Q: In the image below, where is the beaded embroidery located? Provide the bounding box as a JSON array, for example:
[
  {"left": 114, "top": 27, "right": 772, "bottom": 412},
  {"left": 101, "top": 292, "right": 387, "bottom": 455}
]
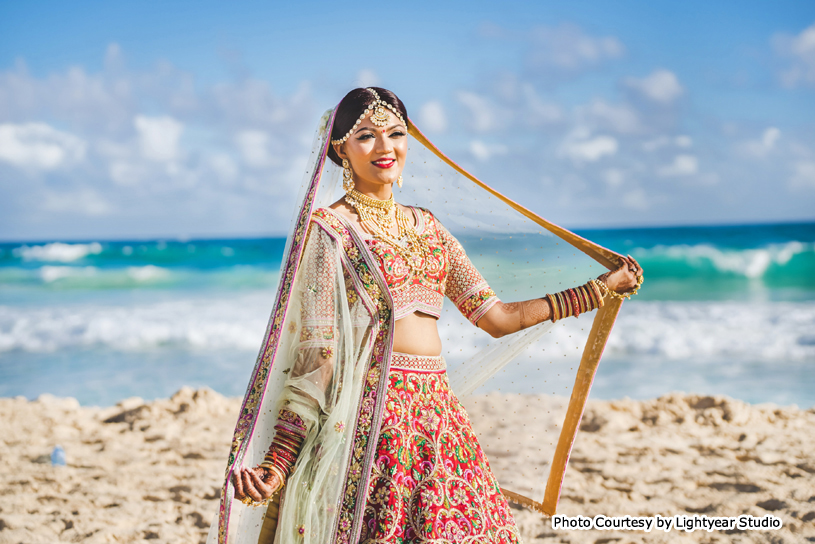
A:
[
  {"left": 335, "top": 206, "right": 499, "bottom": 324},
  {"left": 389, "top": 352, "right": 447, "bottom": 373}
]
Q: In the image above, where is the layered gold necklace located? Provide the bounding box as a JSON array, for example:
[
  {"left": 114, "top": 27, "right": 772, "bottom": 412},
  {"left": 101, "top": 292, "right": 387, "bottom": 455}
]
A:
[{"left": 344, "top": 188, "right": 431, "bottom": 275}]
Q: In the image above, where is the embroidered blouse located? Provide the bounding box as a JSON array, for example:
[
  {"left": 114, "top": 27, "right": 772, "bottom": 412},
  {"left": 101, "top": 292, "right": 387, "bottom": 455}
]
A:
[{"left": 314, "top": 206, "right": 499, "bottom": 325}]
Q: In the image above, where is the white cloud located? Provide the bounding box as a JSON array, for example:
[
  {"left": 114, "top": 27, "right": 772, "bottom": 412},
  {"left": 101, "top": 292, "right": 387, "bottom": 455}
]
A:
[
  {"left": 642, "top": 136, "right": 670, "bottom": 152},
  {"left": 790, "top": 160, "right": 815, "bottom": 188},
  {"left": 108, "top": 160, "right": 145, "bottom": 186},
  {"left": 354, "top": 69, "right": 379, "bottom": 88},
  {"left": 738, "top": 126, "right": 781, "bottom": 158},
  {"left": 763, "top": 127, "right": 781, "bottom": 148},
  {"left": 528, "top": 24, "right": 624, "bottom": 72},
  {"left": 643, "top": 134, "right": 692, "bottom": 151},
  {"left": 208, "top": 153, "right": 239, "bottom": 182},
  {"left": 0, "top": 123, "right": 86, "bottom": 170},
  {"left": 134, "top": 115, "right": 183, "bottom": 162},
  {"left": 235, "top": 130, "right": 275, "bottom": 168},
  {"left": 658, "top": 154, "right": 698, "bottom": 177},
  {"left": 675, "top": 135, "right": 693, "bottom": 147},
  {"left": 625, "top": 69, "right": 684, "bottom": 104},
  {"left": 522, "top": 86, "right": 563, "bottom": 125},
  {"left": 469, "top": 140, "right": 508, "bottom": 161},
  {"left": 622, "top": 188, "right": 648, "bottom": 210},
  {"left": 578, "top": 99, "right": 641, "bottom": 134},
  {"left": 41, "top": 188, "right": 113, "bottom": 216},
  {"left": 417, "top": 101, "right": 448, "bottom": 133},
  {"left": 458, "top": 91, "right": 496, "bottom": 132},
  {"left": 772, "top": 22, "right": 815, "bottom": 88},
  {"left": 558, "top": 129, "right": 618, "bottom": 163},
  {"left": 603, "top": 168, "right": 625, "bottom": 188}
]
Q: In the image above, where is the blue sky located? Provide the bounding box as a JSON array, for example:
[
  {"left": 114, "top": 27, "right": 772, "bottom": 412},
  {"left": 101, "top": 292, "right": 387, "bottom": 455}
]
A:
[{"left": 1, "top": 0, "right": 814, "bottom": 240}]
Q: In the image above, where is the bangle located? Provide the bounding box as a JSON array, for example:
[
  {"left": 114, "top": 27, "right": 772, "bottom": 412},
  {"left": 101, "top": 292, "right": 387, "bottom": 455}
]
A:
[
  {"left": 259, "top": 463, "right": 287, "bottom": 492},
  {"left": 568, "top": 288, "right": 580, "bottom": 318},
  {"left": 546, "top": 293, "right": 559, "bottom": 322},
  {"left": 587, "top": 280, "right": 604, "bottom": 308},
  {"left": 544, "top": 280, "right": 608, "bottom": 322}
]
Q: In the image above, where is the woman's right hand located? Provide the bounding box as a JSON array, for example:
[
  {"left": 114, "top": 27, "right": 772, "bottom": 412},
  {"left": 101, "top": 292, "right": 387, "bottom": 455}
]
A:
[{"left": 232, "top": 466, "right": 280, "bottom": 503}]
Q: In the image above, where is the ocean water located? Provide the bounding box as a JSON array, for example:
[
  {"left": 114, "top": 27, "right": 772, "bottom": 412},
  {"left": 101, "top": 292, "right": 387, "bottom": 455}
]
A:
[{"left": 1, "top": 222, "right": 813, "bottom": 407}]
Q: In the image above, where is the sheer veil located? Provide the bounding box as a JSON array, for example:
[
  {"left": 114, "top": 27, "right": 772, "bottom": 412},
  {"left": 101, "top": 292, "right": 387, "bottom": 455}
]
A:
[{"left": 208, "top": 105, "right": 626, "bottom": 544}]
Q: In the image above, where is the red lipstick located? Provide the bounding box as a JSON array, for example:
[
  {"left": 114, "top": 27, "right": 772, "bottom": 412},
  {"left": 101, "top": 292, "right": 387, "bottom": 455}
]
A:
[{"left": 372, "top": 158, "right": 396, "bottom": 169}]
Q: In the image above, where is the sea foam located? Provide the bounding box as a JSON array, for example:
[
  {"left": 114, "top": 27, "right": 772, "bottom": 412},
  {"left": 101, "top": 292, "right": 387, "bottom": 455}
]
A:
[
  {"left": 13, "top": 242, "right": 103, "bottom": 263},
  {"left": 0, "top": 297, "right": 812, "bottom": 363}
]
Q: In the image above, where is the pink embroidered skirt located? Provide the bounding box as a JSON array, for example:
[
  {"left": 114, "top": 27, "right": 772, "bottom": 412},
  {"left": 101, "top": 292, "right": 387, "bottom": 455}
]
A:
[{"left": 359, "top": 352, "right": 521, "bottom": 543}]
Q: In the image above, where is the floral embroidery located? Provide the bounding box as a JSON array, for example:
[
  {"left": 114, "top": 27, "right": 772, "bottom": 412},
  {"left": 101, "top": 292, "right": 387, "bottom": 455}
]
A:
[
  {"left": 360, "top": 364, "right": 521, "bottom": 544},
  {"left": 312, "top": 208, "right": 393, "bottom": 544},
  {"left": 362, "top": 207, "right": 499, "bottom": 324}
]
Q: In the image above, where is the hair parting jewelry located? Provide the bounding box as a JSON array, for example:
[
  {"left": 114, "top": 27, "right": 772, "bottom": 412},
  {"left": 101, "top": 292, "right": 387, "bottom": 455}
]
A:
[{"left": 331, "top": 88, "right": 407, "bottom": 145}]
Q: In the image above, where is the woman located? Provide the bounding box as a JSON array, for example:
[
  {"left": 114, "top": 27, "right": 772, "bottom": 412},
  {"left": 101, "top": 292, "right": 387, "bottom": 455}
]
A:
[{"left": 211, "top": 88, "right": 643, "bottom": 544}]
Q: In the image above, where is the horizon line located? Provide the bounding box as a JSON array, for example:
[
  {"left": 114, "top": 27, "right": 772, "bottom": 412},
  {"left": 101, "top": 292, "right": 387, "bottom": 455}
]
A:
[{"left": 1, "top": 216, "right": 814, "bottom": 245}]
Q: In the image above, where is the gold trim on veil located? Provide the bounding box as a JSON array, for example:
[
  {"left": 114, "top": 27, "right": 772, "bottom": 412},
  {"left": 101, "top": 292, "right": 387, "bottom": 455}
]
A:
[{"left": 407, "top": 122, "right": 626, "bottom": 515}]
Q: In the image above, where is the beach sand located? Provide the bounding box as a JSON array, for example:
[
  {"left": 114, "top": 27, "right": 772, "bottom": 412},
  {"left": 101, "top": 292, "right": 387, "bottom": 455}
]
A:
[{"left": 1, "top": 387, "right": 812, "bottom": 543}]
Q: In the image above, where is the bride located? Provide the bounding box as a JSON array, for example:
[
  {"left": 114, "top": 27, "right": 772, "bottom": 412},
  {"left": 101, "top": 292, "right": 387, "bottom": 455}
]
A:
[{"left": 210, "top": 87, "right": 643, "bottom": 544}]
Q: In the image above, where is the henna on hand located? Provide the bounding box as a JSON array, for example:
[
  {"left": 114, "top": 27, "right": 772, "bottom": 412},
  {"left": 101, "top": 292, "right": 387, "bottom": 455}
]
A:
[
  {"left": 232, "top": 468, "right": 245, "bottom": 499},
  {"left": 600, "top": 255, "right": 643, "bottom": 294}
]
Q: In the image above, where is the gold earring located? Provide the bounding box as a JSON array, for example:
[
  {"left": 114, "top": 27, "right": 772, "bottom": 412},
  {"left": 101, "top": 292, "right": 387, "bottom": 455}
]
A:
[
  {"left": 396, "top": 174, "right": 403, "bottom": 188},
  {"left": 342, "top": 159, "right": 354, "bottom": 192}
]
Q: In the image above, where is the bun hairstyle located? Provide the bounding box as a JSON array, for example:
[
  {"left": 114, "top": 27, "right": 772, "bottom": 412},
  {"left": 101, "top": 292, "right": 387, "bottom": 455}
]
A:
[{"left": 327, "top": 87, "right": 409, "bottom": 166}]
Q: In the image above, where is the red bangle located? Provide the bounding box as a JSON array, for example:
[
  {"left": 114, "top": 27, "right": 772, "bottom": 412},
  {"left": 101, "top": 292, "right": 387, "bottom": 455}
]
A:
[{"left": 568, "top": 288, "right": 580, "bottom": 318}]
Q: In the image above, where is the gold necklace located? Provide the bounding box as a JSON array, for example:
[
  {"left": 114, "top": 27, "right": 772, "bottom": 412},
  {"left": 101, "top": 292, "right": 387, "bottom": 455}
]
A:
[{"left": 344, "top": 188, "right": 432, "bottom": 275}]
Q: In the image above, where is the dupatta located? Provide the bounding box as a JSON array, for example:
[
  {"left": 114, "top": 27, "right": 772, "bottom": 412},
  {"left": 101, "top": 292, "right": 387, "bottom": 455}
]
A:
[{"left": 208, "top": 106, "right": 626, "bottom": 544}]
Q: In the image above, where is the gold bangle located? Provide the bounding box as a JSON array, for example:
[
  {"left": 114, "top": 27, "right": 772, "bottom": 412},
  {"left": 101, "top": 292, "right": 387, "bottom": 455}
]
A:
[
  {"left": 546, "top": 293, "right": 559, "bottom": 322},
  {"left": 584, "top": 285, "right": 593, "bottom": 311},
  {"left": 577, "top": 285, "right": 588, "bottom": 313},
  {"left": 259, "top": 463, "right": 287, "bottom": 492},
  {"left": 589, "top": 279, "right": 605, "bottom": 307},
  {"left": 558, "top": 291, "right": 571, "bottom": 318},
  {"left": 586, "top": 281, "right": 603, "bottom": 309}
]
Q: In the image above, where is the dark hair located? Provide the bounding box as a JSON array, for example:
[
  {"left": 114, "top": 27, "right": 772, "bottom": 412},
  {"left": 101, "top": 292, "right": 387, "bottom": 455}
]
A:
[{"left": 327, "top": 87, "right": 409, "bottom": 166}]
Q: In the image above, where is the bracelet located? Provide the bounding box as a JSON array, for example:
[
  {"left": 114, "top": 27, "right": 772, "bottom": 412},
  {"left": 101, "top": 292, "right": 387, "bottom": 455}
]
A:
[
  {"left": 237, "top": 465, "right": 284, "bottom": 508},
  {"left": 261, "top": 409, "right": 307, "bottom": 484},
  {"left": 259, "top": 463, "right": 287, "bottom": 492},
  {"left": 594, "top": 274, "right": 643, "bottom": 300},
  {"left": 545, "top": 280, "right": 607, "bottom": 322}
]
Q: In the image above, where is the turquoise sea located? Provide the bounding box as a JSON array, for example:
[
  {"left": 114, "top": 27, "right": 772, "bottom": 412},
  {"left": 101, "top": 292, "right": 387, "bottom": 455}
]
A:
[{"left": 1, "top": 221, "right": 813, "bottom": 407}]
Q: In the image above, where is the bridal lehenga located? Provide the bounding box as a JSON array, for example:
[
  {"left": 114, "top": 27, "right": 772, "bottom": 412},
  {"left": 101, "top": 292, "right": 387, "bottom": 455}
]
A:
[{"left": 208, "top": 98, "right": 628, "bottom": 544}]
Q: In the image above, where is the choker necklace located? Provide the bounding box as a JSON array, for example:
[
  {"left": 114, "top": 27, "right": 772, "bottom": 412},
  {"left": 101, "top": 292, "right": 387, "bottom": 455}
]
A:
[{"left": 344, "top": 188, "right": 431, "bottom": 275}]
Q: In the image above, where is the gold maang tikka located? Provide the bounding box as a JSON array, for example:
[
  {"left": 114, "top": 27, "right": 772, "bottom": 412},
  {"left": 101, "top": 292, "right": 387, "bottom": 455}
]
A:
[{"left": 330, "top": 89, "right": 407, "bottom": 145}]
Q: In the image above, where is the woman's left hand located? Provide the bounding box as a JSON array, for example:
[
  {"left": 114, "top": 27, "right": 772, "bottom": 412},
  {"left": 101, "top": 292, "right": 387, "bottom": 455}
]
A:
[{"left": 598, "top": 255, "right": 643, "bottom": 294}]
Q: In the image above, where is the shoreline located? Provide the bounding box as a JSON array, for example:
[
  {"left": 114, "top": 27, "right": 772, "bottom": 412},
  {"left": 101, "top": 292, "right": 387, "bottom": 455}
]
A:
[{"left": 1, "top": 388, "right": 812, "bottom": 543}]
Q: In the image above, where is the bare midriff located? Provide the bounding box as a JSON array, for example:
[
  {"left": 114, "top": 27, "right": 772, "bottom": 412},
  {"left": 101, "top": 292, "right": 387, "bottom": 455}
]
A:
[{"left": 392, "top": 311, "right": 442, "bottom": 356}]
